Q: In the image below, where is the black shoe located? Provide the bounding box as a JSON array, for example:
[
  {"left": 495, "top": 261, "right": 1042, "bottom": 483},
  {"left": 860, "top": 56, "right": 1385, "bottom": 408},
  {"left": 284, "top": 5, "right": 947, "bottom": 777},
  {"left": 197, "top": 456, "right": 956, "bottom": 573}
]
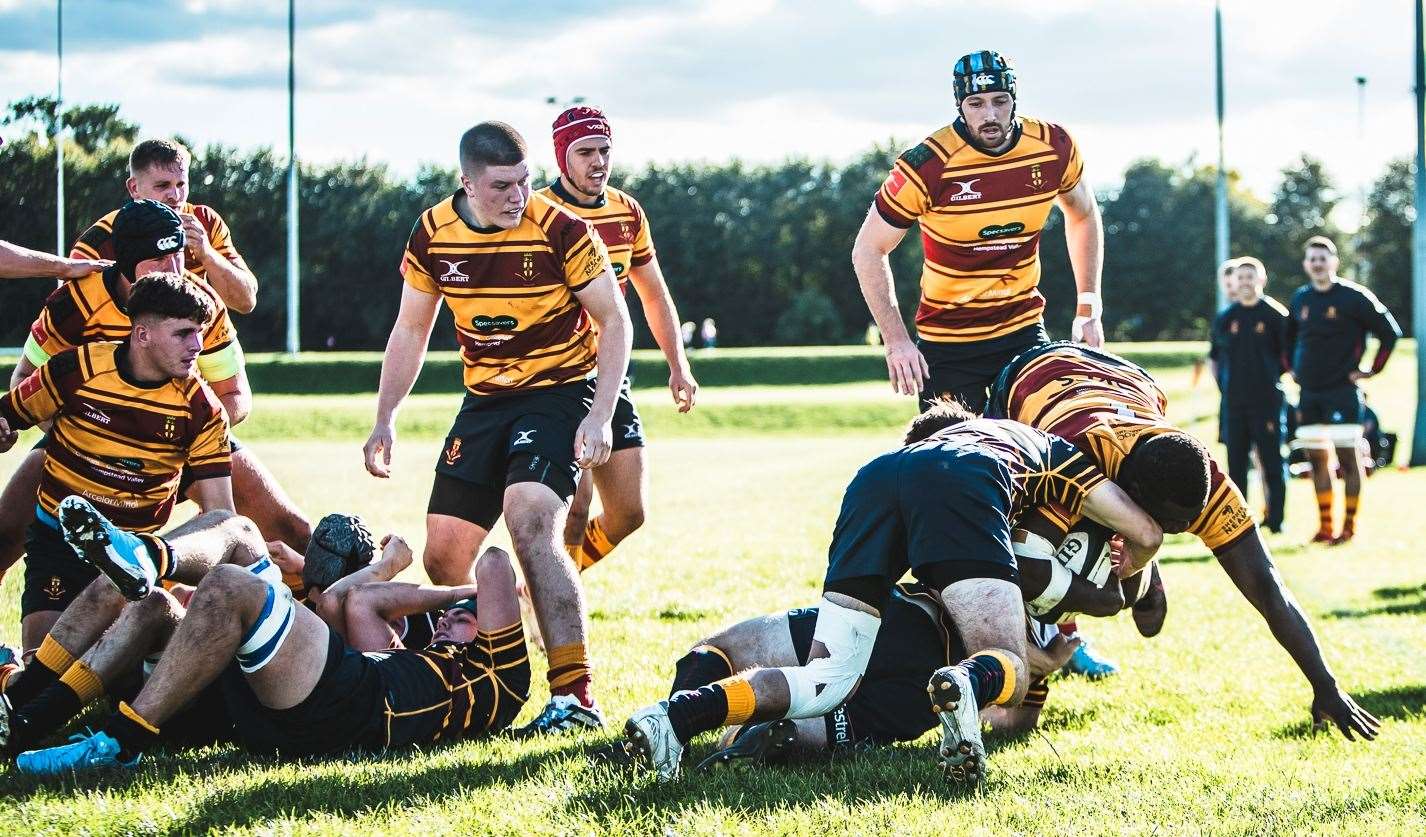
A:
[
  {"left": 1132, "top": 563, "right": 1167, "bottom": 638},
  {"left": 695, "top": 719, "right": 797, "bottom": 771}
]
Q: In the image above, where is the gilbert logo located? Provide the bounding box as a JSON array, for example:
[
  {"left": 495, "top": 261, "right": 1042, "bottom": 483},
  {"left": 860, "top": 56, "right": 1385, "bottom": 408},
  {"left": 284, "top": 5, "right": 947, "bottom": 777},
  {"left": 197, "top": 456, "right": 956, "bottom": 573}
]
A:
[
  {"left": 948, "top": 179, "right": 983, "bottom": 202},
  {"left": 156, "top": 235, "right": 179, "bottom": 250},
  {"left": 513, "top": 430, "right": 536, "bottom": 446},
  {"left": 438, "top": 260, "right": 469, "bottom": 283}
]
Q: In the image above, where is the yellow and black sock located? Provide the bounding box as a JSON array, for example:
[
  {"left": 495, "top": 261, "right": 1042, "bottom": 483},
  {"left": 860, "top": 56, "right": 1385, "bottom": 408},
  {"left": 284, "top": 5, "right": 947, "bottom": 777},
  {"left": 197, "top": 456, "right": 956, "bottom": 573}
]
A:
[
  {"left": 665, "top": 675, "right": 757, "bottom": 744},
  {"left": 547, "top": 642, "right": 593, "bottom": 707},
  {"left": 955, "top": 651, "right": 1017, "bottom": 710},
  {"left": 5, "top": 635, "right": 76, "bottom": 708},
  {"left": 573, "top": 519, "right": 616, "bottom": 572},
  {"left": 103, "top": 701, "right": 161, "bottom": 760},
  {"left": 1343, "top": 494, "right": 1360, "bottom": 533},
  {"left": 6, "top": 660, "right": 105, "bottom": 754},
  {"left": 670, "top": 644, "right": 734, "bottom": 696},
  {"left": 1315, "top": 490, "right": 1334, "bottom": 535}
]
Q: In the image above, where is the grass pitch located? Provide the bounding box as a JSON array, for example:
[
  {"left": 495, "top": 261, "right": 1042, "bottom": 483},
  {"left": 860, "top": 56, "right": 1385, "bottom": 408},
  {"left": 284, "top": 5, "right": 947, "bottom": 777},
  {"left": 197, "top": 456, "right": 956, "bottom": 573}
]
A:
[{"left": 0, "top": 351, "right": 1424, "bottom": 834}]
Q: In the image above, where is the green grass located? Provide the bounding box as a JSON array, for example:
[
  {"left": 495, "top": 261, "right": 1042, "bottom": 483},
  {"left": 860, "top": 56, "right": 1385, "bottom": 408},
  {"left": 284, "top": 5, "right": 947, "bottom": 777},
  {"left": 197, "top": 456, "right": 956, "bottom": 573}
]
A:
[{"left": 0, "top": 351, "right": 1423, "bottom": 834}]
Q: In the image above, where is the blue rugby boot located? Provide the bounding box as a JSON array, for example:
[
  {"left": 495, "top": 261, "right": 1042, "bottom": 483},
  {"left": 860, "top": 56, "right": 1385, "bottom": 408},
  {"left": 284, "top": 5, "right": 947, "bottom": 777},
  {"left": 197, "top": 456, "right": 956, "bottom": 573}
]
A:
[
  {"left": 57, "top": 496, "right": 157, "bottom": 601},
  {"left": 1062, "top": 641, "right": 1119, "bottom": 680},
  {"left": 16, "top": 729, "right": 138, "bottom": 777}
]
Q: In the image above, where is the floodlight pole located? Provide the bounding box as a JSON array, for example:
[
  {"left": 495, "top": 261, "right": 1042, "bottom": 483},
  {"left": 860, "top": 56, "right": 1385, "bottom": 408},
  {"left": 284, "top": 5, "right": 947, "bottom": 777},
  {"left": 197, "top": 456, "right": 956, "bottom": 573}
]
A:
[
  {"left": 1214, "top": 1, "right": 1230, "bottom": 312},
  {"left": 285, "top": 0, "right": 300, "bottom": 355},
  {"left": 1411, "top": 0, "right": 1426, "bottom": 465},
  {"left": 55, "top": 0, "right": 65, "bottom": 256}
]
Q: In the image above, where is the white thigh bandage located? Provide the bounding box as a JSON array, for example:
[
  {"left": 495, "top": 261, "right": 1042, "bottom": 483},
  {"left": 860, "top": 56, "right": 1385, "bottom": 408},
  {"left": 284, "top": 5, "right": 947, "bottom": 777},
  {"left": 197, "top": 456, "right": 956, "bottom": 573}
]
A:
[
  {"left": 1295, "top": 423, "right": 1363, "bottom": 450},
  {"left": 246, "top": 556, "right": 285, "bottom": 587},
  {"left": 782, "top": 600, "right": 880, "bottom": 719},
  {"left": 235, "top": 578, "right": 297, "bottom": 674}
]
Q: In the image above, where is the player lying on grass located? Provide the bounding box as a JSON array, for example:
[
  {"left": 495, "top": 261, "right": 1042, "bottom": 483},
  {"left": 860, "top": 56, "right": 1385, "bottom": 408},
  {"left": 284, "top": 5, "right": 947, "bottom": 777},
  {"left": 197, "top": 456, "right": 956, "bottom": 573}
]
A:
[
  {"left": 987, "top": 341, "right": 1381, "bottom": 741},
  {"left": 622, "top": 402, "right": 1167, "bottom": 785},
  {"left": 0, "top": 200, "right": 311, "bottom": 623},
  {"left": 13, "top": 503, "right": 526, "bottom": 776}
]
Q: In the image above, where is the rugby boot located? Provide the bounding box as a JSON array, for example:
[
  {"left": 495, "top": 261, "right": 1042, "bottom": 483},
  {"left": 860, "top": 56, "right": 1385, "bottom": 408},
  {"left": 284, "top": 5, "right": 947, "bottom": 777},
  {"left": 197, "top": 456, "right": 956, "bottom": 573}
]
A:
[
  {"left": 622, "top": 702, "right": 684, "bottom": 781},
  {"left": 927, "top": 666, "right": 987, "bottom": 788},
  {"left": 16, "top": 728, "right": 138, "bottom": 777},
  {"left": 1331, "top": 525, "right": 1356, "bottom": 546},
  {"left": 510, "top": 694, "right": 605, "bottom": 737},
  {"left": 57, "top": 496, "right": 155, "bottom": 600},
  {"left": 1132, "top": 563, "right": 1168, "bottom": 638},
  {"left": 696, "top": 719, "right": 798, "bottom": 771},
  {"left": 1062, "top": 641, "right": 1118, "bottom": 679}
]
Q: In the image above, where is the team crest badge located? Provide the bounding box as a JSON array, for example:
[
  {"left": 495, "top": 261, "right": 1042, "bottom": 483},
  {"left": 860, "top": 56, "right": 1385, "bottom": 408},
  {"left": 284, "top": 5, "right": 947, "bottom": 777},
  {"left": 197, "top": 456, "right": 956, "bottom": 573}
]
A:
[
  {"left": 44, "top": 576, "right": 63, "bottom": 600},
  {"left": 444, "top": 437, "right": 463, "bottom": 465},
  {"left": 1230, "top": 321, "right": 1240, "bottom": 334},
  {"left": 516, "top": 253, "right": 539, "bottom": 284},
  {"left": 1326, "top": 306, "right": 1338, "bottom": 319},
  {"left": 1029, "top": 163, "right": 1044, "bottom": 190},
  {"left": 1255, "top": 321, "right": 1265, "bottom": 334},
  {"left": 1300, "top": 306, "right": 1309, "bottom": 320},
  {"left": 618, "top": 220, "right": 634, "bottom": 243},
  {"left": 162, "top": 416, "right": 177, "bottom": 440}
]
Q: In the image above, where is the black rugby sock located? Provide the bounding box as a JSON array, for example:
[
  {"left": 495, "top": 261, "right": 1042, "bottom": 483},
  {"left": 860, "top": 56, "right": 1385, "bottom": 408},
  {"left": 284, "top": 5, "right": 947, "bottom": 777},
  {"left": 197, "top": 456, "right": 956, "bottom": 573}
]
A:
[
  {"left": 6, "top": 684, "right": 85, "bottom": 754},
  {"left": 103, "top": 701, "right": 161, "bottom": 760},
  {"left": 956, "top": 652, "right": 1011, "bottom": 710},
  {"left": 670, "top": 645, "right": 734, "bottom": 696},
  {"left": 664, "top": 685, "right": 732, "bottom": 744}
]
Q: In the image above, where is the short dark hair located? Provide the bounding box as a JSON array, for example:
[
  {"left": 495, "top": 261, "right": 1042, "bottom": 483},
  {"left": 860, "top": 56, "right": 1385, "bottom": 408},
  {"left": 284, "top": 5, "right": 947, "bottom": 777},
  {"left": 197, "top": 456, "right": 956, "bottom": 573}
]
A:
[
  {"left": 128, "top": 272, "right": 214, "bottom": 327},
  {"left": 129, "top": 139, "right": 191, "bottom": 175},
  {"left": 458, "top": 122, "right": 527, "bottom": 174},
  {"left": 903, "top": 398, "right": 977, "bottom": 444},
  {"left": 1304, "top": 235, "right": 1338, "bottom": 255},
  {"left": 1118, "top": 432, "right": 1211, "bottom": 519}
]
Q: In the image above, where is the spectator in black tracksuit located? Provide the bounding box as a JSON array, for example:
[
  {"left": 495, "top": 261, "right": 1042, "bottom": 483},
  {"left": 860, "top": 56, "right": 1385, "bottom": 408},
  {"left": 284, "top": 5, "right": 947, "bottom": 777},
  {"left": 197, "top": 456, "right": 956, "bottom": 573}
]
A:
[
  {"left": 1285, "top": 236, "right": 1401, "bottom": 545},
  {"left": 1210, "top": 257, "right": 1289, "bottom": 533}
]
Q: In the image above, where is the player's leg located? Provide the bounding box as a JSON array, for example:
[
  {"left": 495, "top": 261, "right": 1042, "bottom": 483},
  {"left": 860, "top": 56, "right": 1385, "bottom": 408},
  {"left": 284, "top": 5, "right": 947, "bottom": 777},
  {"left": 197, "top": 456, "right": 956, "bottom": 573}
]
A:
[
  {"left": 670, "top": 611, "right": 805, "bottom": 695},
  {"left": 572, "top": 447, "right": 648, "bottom": 571},
  {"left": 2, "top": 587, "right": 183, "bottom": 755},
  {"left": 1223, "top": 405, "right": 1252, "bottom": 502},
  {"left": 0, "top": 448, "right": 44, "bottom": 580},
  {"left": 19, "top": 511, "right": 100, "bottom": 657},
  {"left": 1335, "top": 442, "right": 1365, "bottom": 543},
  {"left": 226, "top": 445, "right": 313, "bottom": 554},
  {"left": 4, "top": 575, "right": 129, "bottom": 709},
  {"left": 563, "top": 468, "right": 596, "bottom": 558},
  {"left": 1296, "top": 394, "right": 1337, "bottom": 542},
  {"left": 423, "top": 471, "right": 498, "bottom": 584},
  {"left": 1255, "top": 407, "right": 1287, "bottom": 533}
]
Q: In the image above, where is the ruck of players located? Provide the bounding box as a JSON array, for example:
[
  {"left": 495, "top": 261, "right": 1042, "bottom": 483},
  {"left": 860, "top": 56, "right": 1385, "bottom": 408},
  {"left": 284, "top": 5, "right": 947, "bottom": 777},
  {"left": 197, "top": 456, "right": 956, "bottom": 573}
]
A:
[{"left": 0, "top": 49, "right": 1393, "bottom": 790}]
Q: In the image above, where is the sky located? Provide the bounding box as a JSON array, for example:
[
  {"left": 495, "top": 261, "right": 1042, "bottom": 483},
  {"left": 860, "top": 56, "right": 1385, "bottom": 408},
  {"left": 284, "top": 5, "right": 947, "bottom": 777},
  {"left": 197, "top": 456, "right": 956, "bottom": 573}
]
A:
[{"left": 0, "top": 0, "right": 1419, "bottom": 220}]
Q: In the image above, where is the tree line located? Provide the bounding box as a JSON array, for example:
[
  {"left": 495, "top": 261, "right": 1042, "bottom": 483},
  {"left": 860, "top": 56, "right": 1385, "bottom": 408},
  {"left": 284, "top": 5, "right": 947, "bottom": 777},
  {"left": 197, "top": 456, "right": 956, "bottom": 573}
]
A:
[{"left": 0, "top": 99, "right": 1416, "bottom": 351}]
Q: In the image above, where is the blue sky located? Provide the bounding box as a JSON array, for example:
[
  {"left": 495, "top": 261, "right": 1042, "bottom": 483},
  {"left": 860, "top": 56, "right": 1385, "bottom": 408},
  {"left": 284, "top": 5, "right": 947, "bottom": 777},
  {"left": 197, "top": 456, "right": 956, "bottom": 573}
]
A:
[{"left": 0, "top": 0, "right": 1418, "bottom": 220}]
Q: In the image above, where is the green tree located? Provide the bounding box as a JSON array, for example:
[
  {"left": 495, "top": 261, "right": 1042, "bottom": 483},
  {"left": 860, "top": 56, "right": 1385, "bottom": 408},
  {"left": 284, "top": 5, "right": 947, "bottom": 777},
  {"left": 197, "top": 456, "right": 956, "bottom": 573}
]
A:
[{"left": 1357, "top": 158, "right": 1413, "bottom": 335}]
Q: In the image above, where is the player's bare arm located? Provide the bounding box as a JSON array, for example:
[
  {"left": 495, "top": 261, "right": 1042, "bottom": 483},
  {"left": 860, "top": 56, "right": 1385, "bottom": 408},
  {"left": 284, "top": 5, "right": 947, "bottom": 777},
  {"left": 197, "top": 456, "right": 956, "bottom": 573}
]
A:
[
  {"left": 1215, "top": 532, "right": 1380, "bottom": 741},
  {"left": 207, "top": 369, "right": 252, "bottom": 426},
  {"left": 1078, "top": 480, "right": 1162, "bottom": 575},
  {"left": 628, "top": 257, "right": 698, "bottom": 412},
  {"left": 364, "top": 283, "right": 442, "bottom": 477},
  {"left": 180, "top": 212, "right": 257, "bottom": 314},
  {"left": 571, "top": 269, "right": 633, "bottom": 469},
  {"left": 186, "top": 476, "right": 237, "bottom": 515},
  {"left": 1055, "top": 177, "right": 1105, "bottom": 347},
  {"left": 344, "top": 579, "right": 479, "bottom": 651},
  {"left": 851, "top": 206, "right": 925, "bottom": 396},
  {"left": 0, "top": 240, "right": 111, "bottom": 279},
  {"left": 0, "top": 415, "right": 15, "bottom": 453}
]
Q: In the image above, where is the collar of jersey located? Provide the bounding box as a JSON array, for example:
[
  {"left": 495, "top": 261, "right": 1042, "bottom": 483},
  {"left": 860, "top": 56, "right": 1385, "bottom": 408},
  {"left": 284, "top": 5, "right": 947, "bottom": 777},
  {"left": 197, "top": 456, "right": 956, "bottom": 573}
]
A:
[
  {"left": 953, "top": 117, "right": 1024, "bottom": 158},
  {"left": 448, "top": 190, "right": 509, "bottom": 234},
  {"left": 549, "top": 176, "right": 607, "bottom": 209}
]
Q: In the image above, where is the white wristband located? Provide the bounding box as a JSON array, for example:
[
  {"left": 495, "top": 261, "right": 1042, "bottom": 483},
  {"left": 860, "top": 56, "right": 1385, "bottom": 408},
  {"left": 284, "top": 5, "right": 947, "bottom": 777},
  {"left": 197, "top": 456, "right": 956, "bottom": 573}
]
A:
[{"left": 1076, "top": 292, "right": 1101, "bottom": 317}]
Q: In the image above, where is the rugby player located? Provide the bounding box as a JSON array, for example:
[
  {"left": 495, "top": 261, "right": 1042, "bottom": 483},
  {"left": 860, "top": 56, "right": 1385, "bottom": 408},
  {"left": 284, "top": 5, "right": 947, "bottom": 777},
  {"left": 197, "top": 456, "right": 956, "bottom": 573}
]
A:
[
  {"left": 1285, "top": 236, "right": 1401, "bottom": 544},
  {"left": 537, "top": 106, "right": 698, "bottom": 572},
  {"left": 70, "top": 139, "right": 258, "bottom": 314},
  {"left": 15, "top": 518, "right": 527, "bottom": 775},
  {"left": 362, "top": 121, "right": 631, "bottom": 734},
  {"left": 987, "top": 340, "right": 1382, "bottom": 739},
  {"left": 0, "top": 270, "right": 235, "bottom": 655},
  {"left": 1210, "top": 257, "right": 1289, "bottom": 533},
  {"left": 0, "top": 239, "right": 110, "bottom": 279},
  {"left": 852, "top": 50, "right": 1105, "bottom": 414},
  {"left": 0, "top": 200, "right": 311, "bottom": 609},
  {"left": 622, "top": 403, "right": 1164, "bottom": 784}
]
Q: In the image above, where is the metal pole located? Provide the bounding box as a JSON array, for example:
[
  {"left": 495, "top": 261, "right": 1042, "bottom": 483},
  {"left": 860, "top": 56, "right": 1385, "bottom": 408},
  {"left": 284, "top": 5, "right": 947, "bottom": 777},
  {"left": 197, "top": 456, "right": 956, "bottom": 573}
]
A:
[
  {"left": 285, "top": 0, "right": 300, "bottom": 355},
  {"left": 1214, "top": 1, "right": 1230, "bottom": 311},
  {"left": 1411, "top": 0, "right": 1426, "bottom": 465},
  {"left": 54, "top": 0, "right": 64, "bottom": 256},
  {"left": 1355, "top": 76, "right": 1369, "bottom": 281}
]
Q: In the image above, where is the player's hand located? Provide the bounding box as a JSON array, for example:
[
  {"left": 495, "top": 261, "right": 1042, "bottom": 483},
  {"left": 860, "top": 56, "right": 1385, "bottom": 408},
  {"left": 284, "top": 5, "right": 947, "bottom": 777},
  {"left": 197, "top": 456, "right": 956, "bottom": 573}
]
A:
[
  {"left": 54, "top": 256, "right": 113, "bottom": 279},
  {"left": 378, "top": 533, "right": 414, "bottom": 575},
  {"left": 180, "top": 212, "right": 214, "bottom": 266},
  {"left": 0, "top": 417, "right": 17, "bottom": 453},
  {"left": 669, "top": 364, "right": 699, "bottom": 413},
  {"left": 363, "top": 422, "right": 395, "bottom": 478},
  {"left": 574, "top": 413, "right": 613, "bottom": 469},
  {"left": 266, "top": 539, "right": 305, "bottom": 577},
  {"left": 1072, "top": 316, "right": 1105, "bottom": 347},
  {"left": 1347, "top": 369, "right": 1371, "bottom": 383},
  {"left": 1027, "top": 634, "right": 1082, "bottom": 680},
  {"left": 884, "top": 338, "right": 929, "bottom": 397},
  {"left": 1311, "top": 685, "right": 1380, "bottom": 741}
]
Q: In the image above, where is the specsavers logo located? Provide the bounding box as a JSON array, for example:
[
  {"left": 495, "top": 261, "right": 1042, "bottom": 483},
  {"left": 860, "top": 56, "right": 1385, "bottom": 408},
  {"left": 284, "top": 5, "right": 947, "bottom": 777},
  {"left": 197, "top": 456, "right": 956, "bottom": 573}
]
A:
[{"left": 472, "top": 315, "right": 518, "bottom": 333}]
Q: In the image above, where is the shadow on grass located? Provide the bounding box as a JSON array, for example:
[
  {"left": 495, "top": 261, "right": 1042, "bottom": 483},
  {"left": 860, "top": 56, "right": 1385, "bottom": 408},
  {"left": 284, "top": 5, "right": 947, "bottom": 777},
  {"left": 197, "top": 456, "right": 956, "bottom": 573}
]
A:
[
  {"left": 1273, "top": 684, "right": 1426, "bottom": 738},
  {"left": 1159, "top": 553, "right": 1212, "bottom": 565},
  {"left": 1325, "top": 583, "right": 1426, "bottom": 619}
]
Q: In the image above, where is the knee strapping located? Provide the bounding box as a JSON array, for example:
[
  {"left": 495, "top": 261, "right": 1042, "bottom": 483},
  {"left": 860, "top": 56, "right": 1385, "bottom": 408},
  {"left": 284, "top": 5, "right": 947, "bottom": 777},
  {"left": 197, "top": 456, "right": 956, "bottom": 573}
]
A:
[
  {"left": 235, "top": 578, "right": 296, "bottom": 674},
  {"left": 781, "top": 600, "right": 880, "bottom": 719}
]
